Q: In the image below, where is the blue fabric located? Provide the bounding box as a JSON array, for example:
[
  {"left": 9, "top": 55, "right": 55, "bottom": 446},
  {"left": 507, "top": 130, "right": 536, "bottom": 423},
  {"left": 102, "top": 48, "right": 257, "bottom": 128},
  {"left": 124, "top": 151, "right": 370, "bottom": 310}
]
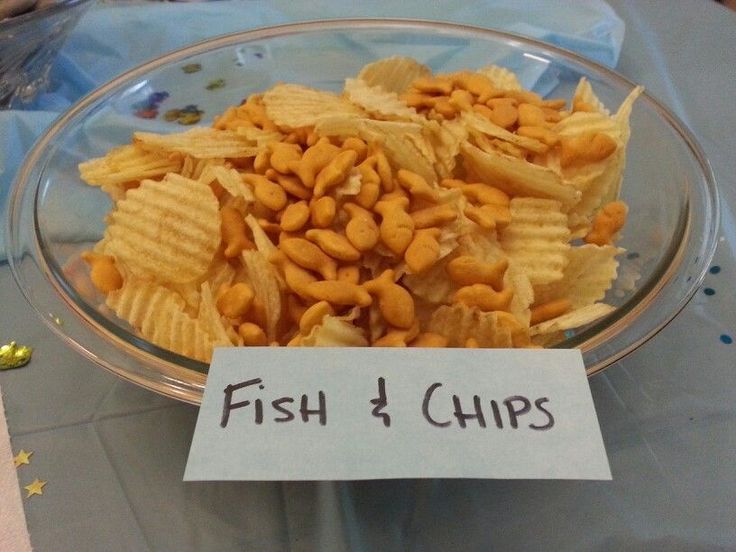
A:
[{"left": 0, "top": 0, "right": 624, "bottom": 259}]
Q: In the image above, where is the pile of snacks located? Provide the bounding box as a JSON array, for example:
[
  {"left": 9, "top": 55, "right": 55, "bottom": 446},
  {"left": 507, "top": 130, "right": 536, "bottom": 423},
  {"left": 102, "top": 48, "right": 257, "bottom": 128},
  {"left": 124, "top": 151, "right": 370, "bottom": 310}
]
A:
[{"left": 77, "top": 56, "right": 642, "bottom": 362}]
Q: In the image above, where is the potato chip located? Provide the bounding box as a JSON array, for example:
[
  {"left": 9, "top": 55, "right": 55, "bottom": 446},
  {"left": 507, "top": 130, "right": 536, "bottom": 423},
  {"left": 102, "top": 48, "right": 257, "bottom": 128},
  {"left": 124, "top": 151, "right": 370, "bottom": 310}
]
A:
[
  {"left": 361, "top": 119, "right": 437, "bottom": 183},
  {"left": 534, "top": 244, "right": 623, "bottom": 308},
  {"left": 344, "top": 78, "right": 423, "bottom": 122},
  {"left": 79, "top": 144, "right": 183, "bottom": 192},
  {"left": 614, "top": 86, "right": 644, "bottom": 144},
  {"left": 424, "top": 119, "right": 468, "bottom": 177},
  {"left": 356, "top": 56, "right": 431, "bottom": 94},
  {"left": 263, "top": 83, "right": 364, "bottom": 130},
  {"left": 106, "top": 173, "right": 220, "bottom": 284},
  {"left": 134, "top": 128, "right": 261, "bottom": 159},
  {"left": 300, "top": 309, "right": 368, "bottom": 346},
  {"left": 504, "top": 260, "right": 535, "bottom": 326},
  {"left": 235, "top": 126, "right": 284, "bottom": 147},
  {"left": 402, "top": 252, "right": 459, "bottom": 304},
  {"left": 242, "top": 250, "right": 282, "bottom": 341},
  {"left": 105, "top": 277, "right": 215, "bottom": 362},
  {"left": 198, "top": 282, "right": 236, "bottom": 346},
  {"left": 572, "top": 77, "right": 610, "bottom": 115},
  {"left": 201, "top": 165, "right": 254, "bottom": 202},
  {"left": 461, "top": 143, "right": 580, "bottom": 207},
  {"left": 553, "top": 111, "right": 621, "bottom": 139},
  {"left": 244, "top": 214, "right": 278, "bottom": 259},
  {"left": 529, "top": 302, "right": 615, "bottom": 336},
  {"left": 462, "top": 111, "right": 548, "bottom": 154},
  {"left": 476, "top": 65, "right": 522, "bottom": 90},
  {"left": 499, "top": 197, "right": 571, "bottom": 286},
  {"left": 428, "top": 304, "right": 512, "bottom": 348}
]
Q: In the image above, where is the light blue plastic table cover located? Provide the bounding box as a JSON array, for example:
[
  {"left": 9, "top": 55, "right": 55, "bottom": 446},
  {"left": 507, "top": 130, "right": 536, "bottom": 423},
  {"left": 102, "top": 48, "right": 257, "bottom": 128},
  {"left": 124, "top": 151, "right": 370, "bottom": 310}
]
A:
[{"left": 1, "top": 0, "right": 735, "bottom": 550}]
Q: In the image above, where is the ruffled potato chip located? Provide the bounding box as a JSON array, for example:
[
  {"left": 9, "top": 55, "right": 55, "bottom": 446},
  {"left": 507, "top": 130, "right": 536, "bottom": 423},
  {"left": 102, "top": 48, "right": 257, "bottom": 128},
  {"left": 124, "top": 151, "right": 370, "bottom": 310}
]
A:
[
  {"left": 477, "top": 65, "right": 523, "bottom": 90},
  {"left": 263, "top": 83, "right": 364, "bottom": 130},
  {"left": 300, "top": 310, "right": 368, "bottom": 347},
  {"left": 242, "top": 250, "right": 282, "bottom": 341},
  {"left": 356, "top": 56, "right": 431, "bottom": 94},
  {"left": 529, "top": 302, "right": 615, "bottom": 336},
  {"left": 461, "top": 143, "right": 580, "bottom": 207},
  {"left": 134, "top": 128, "right": 261, "bottom": 159},
  {"left": 344, "top": 78, "right": 423, "bottom": 122},
  {"left": 106, "top": 173, "right": 220, "bottom": 284},
  {"left": 106, "top": 278, "right": 215, "bottom": 362},
  {"left": 428, "top": 304, "right": 512, "bottom": 348},
  {"left": 534, "top": 244, "right": 623, "bottom": 308},
  {"left": 499, "top": 198, "right": 571, "bottom": 286},
  {"left": 79, "top": 144, "right": 184, "bottom": 200}
]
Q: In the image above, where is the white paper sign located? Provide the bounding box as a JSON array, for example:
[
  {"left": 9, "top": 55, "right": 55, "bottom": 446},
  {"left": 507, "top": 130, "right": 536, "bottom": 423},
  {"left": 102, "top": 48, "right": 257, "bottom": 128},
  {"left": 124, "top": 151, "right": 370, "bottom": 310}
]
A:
[{"left": 184, "top": 348, "right": 610, "bottom": 481}]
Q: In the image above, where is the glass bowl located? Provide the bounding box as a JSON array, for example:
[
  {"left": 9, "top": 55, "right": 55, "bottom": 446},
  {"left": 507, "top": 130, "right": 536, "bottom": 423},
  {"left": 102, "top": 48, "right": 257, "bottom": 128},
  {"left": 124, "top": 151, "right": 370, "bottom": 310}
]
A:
[
  {"left": 0, "top": 0, "right": 94, "bottom": 108},
  {"left": 5, "top": 20, "right": 719, "bottom": 404}
]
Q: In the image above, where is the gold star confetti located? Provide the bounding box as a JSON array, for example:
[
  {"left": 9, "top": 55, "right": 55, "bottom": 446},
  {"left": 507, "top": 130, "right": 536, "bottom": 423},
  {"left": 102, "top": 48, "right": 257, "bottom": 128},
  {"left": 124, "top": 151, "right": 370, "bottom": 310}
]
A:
[
  {"left": 14, "top": 450, "right": 33, "bottom": 468},
  {"left": 0, "top": 341, "right": 33, "bottom": 370},
  {"left": 24, "top": 478, "right": 47, "bottom": 498}
]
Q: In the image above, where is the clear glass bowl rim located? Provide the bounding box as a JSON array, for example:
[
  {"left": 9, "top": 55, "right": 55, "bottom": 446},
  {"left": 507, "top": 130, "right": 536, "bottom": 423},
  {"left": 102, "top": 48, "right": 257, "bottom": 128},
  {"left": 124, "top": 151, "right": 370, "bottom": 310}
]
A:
[{"left": 6, "top": 18, "right": 721, "bottom": 404}]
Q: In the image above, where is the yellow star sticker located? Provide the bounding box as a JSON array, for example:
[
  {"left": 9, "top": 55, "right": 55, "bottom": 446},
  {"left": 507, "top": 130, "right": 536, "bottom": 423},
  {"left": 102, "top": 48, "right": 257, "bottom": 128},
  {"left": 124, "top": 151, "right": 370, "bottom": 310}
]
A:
[
  {"left": 13, "top": 449, "right": 33, "bottom": 468},
  {"left": 24, "top": 478, "right": 47, "bottom": 498}
]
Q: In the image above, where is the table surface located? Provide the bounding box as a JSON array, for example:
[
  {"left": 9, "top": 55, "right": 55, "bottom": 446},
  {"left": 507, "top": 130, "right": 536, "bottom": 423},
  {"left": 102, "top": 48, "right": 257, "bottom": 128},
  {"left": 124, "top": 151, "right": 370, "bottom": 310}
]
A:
[{"left": 2, "top": 1, "right": 736, "bottom": 550}]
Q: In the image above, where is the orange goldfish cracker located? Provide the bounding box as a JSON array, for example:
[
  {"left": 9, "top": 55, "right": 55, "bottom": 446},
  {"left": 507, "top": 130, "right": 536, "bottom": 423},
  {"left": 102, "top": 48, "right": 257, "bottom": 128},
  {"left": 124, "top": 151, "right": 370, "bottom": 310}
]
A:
[
  {"left": 280, "top": 201, "right": 310, "bottom": 232},
  {"left": 220, "top": 205, "right": 254, "bottom": 258},
  {"left": 81, "top": 252, "right": 123, "bottom": 293},
  {"left": 344, "top": 203, "right": 380, "bottom": 252},
  {"left": 410, "top": 203, "right": 458, "bottom": 229},
  {"left": 305, "top": 229, "right": 361, "bottom": 262},
  {"left": 404, "top": 228, "right": 442, "bottom": 274},
  {"left": 373, "top": 320, "right": 421, "bottom": 347},
  {"left": 464, "top": 204, "right": 511, "bottom": 229},
  {"left": 279, "top": 237, "right": 338, "bottom": 280},
  {"left": 451, "top": 71, "right": 497, "bottom": 98},
  {"left": 460, "top": 183, "right": 510, "bottom": 206},
  {"left": 454, "top": 284, "right": 514, "bottom": 312},
  {"left": 412, "top": 76, "right": 454, "bottom": 95},
  {"left": 517, "top": 103, "right": 548, "bottom": 127},
  {"left": 253, "top": 150, "right": 270, "bottom": 174},
  {"left": 271, "top": 251, "right": 318, "bottom": 299},
  {"left": 397, "top": 169, "right": 439, "bottom": 203},
  {"left": 304, "top": 280, "right": 372, "bottom": 307},
  {"left": 373, "top": 150, "right": 393, "bottom": 192},
  {"left": 337, "top": 265, "right": 361, "bottom": 285},
  {"left": 289, "top": 138, "right": 341, "bottom": 188},
  {"left": 268, "top": 142, "right": 302, "bottom": 174},
  {"left": 446, "top": 256, "right": 508, "bottom": 290},
  {"left": 238, "top": 322, "right": 268, "bottom": 346},
  {"left": 560, "top": 132, "right": 618, "bottom": 168},
  {"left": 243, "top": 174, "right": 288, "bottom": 211},
  {"left": 530, "top": 299, "right": 573, "bottom": 326},
  {"left": 584, "top": 201, "right": 628, "bottom": 246},
  {"left": 216, "top": 283, "right": 255, "bottom": 318},
  {"left": 363, "top": 269, "right": 415, "bottom": 329},
  {"left": 374, "top": 196, "right": 415, "bottom": 256},
  {"left": 299, "top": 300, "right": 336, "bottom": 334},
  {"left": 314, "top": 149, "right": 357, "bottom": 198},
  {"left": 341, "top": 137, "right": 368, "bottom": 163},
  {"left": 516, "top": 126, "right": 559, "bottom": 147},
  {"left": 310, "top": 196, "right": 336, "bottom": 228},
  {"left": 272, "top": 172, "right": 311, "bottom": 200}
]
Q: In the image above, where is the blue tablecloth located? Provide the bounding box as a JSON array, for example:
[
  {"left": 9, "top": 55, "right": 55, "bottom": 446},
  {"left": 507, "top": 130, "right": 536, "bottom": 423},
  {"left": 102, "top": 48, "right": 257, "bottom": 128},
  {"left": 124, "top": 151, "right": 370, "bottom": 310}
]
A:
[{"left": 1, "top": 1, "right": 735, "bottom": 550}]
